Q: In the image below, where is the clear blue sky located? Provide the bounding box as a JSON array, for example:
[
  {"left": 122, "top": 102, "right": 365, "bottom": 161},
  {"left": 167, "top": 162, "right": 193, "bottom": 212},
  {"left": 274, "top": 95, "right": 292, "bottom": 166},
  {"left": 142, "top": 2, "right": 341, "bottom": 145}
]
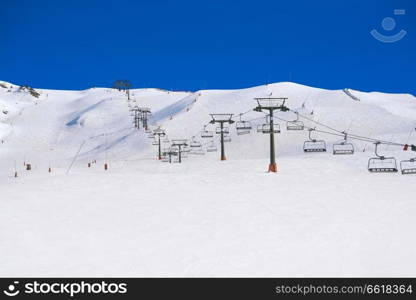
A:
[{"left": 1, "top": 0, "right": 415, "bottom": 94}]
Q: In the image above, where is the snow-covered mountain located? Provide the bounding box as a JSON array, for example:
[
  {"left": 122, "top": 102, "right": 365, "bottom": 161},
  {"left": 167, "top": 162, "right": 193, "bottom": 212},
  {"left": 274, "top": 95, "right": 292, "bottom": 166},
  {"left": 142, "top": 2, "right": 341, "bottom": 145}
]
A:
[
  {"left": 1, "top": 80, "right": 415, "bottom": 277},
  {"left": 1, "top": 80, "right": 415, "bottom": 169}
]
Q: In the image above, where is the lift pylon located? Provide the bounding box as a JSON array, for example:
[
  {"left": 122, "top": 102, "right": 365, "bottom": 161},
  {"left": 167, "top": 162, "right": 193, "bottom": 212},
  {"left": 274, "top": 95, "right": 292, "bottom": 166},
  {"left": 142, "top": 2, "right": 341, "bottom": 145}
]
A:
[
  {"left": 153, "top": 128, "right": 166, "bottom": 160},
  {"left": 209, "top": 114, "right": 234, "bottom": 161},
  {"left": 171, "top": 139, "right": 188, "bottom": 163},
  {"left": 253, "top": 97, "right": 289, "bottom": 172}
]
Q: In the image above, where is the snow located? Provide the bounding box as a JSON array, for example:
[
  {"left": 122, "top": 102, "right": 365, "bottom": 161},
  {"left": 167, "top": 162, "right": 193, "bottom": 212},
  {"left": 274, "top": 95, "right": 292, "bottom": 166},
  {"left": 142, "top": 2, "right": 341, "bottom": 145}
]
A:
[{"left": 0, "top": 81, "right": 415, "bottom": 276}]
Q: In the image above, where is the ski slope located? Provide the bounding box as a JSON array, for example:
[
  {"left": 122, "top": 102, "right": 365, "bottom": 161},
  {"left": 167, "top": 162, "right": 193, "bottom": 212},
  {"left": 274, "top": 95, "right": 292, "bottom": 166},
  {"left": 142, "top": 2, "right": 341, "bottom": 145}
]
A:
[{"left": 0, "top": 80, "right": 415, "bottom": 277}]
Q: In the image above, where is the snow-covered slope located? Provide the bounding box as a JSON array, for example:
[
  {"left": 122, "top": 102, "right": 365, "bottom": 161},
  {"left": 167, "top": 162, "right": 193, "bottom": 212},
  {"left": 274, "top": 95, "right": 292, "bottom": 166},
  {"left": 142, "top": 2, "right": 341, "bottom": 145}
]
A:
[
  {"left": 0, "top": 82, "right": 193, "bottom": 169},
  {"left": 1, "top": 80, "right": 415, "bottom": 277},
  {"left": 1, "top": 80, "right": 415, "bottom": 167}
]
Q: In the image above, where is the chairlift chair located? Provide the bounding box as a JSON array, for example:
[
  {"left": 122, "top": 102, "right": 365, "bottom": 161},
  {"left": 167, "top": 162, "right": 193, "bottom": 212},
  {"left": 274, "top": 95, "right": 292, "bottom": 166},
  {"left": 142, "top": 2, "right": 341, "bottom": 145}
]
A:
[
  {"left": 236, "top": 115, "right": 252, "bottom": 135},
  {"left": 190, "top": 137, "right": 202, "bottom": 148},
  {"left": 161, "top": 154, "right": 170, "bottom": 162},
  {"left": 333, "top": 132, "right": 354, "bottom": 155},
  {"left": 261, "top": 123, "right": 280, "bottom": 134},
  {"left": 152, "top": 140, "right": 159, "bottom": 146},
  {"left": 171, "top": 147, "right": 188, "bottom": 160},
  {"left": 286, "top": 112, "right": 304, "bottom": 131},
  {"left": 236, "top": 120, "right": 252, "bottom": 130},
  {"left": 189, "top": 148, "right": 205, "bottom": 155},
  {"left": 223, "top": 134, "right": 231, "bottom": 142},
  {"left": 237, "top": 129, "right": 251, "bottom": 135},
  {"left": 400, "top": 158, "right": 416, "bottom": 175},
  {"left": 333, "top": 142, "right": 354, "bottom": 155},
  {"left": 148, "top": 133, "right": 155, "bottom": 139},
  {"left": 216, "top": 127, "right": 230, "bottom": 134},
  {"left": 201, "top": 130, "right": 214, "bottom": 138},
  {"left": 303, "top": 129, "right": 327, "bottom": 152},
  {"left": 257, "top": 124, "right": 264, "bottom": 133},
  {"left": 201, "top": 126, "right": 214, "bottom": 138},
  {"left": 206, "top": 141, "right": 218, "bottom": 152},
  {"left": 368, "top": 142, "right": 398, "bottom": 173}
]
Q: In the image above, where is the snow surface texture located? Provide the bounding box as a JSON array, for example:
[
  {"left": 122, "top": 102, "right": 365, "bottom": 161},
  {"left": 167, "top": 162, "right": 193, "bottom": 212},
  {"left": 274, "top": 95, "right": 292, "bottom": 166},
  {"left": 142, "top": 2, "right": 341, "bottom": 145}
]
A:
[{"left": 0, "top": 80, "right": 415, "bottom": 277}]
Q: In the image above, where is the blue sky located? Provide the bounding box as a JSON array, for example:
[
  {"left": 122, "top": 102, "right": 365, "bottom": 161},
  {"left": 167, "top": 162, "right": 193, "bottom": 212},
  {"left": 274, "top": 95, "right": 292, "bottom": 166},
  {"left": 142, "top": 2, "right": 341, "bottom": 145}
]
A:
[{"left": 1, "top": 0, "right": 415, "bottom": 94}]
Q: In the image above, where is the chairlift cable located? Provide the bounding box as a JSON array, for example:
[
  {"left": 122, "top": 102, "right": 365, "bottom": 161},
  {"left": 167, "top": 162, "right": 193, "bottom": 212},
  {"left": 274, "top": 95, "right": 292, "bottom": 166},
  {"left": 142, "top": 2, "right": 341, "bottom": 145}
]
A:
[
  {"left": 294, "top": 110, "right": 341, "bottom": 133},
  {"left": 346, "top": 119, "right": 354, "bottom": 133},
  {"left": 189, "top": 102, "right": 411, "bottom": 156},
  {"left": 230, "top": 109, "right": 252, "bottom": 119},
  {"left": 271, "top": 114, "right": 405, "bottom": 146},
  {"left": 289, "top": 110, "right": 407, "bottom": 147}
]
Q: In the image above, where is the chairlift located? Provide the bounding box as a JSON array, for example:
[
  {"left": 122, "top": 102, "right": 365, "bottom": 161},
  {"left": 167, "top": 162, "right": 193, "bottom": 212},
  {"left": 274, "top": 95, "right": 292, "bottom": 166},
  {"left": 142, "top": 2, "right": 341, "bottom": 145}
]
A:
[
  {"left": 368, "top": 142, "right": 398, "bottom": 173},
  {"left": 152, "top": 140, "right": 159, "bottom": 146},
  {"left": 237, "top": 128, "right": 251, "bottom": 135},
  {"left": 223, "top": 135, "right": 231, "bottom": 143},
  {"left": 161, "top": 151, "right": 171, "bottom": 162},
  {"left": 236, "top": 121, "right": 252, "bottom": 130},
  {"left": 182, "top": 146, "right": 191, "bottom": 153},
  {"left": 257, "top": 124, "right": 264, "bottom": 133},
  {"left": 216, "top": 127, "right": 229, "bottom": 134},
  {"left": 171, "top": 147, "right": 188, "bottom": 160},
  {"left": 190, "top": 137, "right": 202, "bottom": 148},
  {"left": 189, "top": 148, "right": 205, "bottom": 155},
  {"left": 333, "top": 132, "right": 354, "bottom": 155},
  {"left": 400, "top": 158, "right": 416, "bottom": 175},
  {"left": 303, "top": 129, "right": 327, "bottom": 152},
  {"left": 236, "top": 114, "right": 252, "bottom": 135},
  {"left": 148, "top": 133, "right": 155, "bottom": 139},
  {"left": 286, "top": 112, "right": 304, "bottom": 131},
  {"left": 206, "top": 141, "right": 218, "bottom": 152},
  {"left": 201, "top": 126, "right": 214, "bottom": 138},
  {"left": 261, "top": 123, "right": 280, "bottom": 134}
]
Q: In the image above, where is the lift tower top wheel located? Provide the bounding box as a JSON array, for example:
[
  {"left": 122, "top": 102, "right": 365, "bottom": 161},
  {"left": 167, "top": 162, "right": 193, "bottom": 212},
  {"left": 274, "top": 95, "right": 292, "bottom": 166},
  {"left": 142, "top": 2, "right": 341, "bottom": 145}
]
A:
[
  {"left": 253, "top": 97, "right": 289, "bottom": 173},
  {"left": 209, "top": 114, "right": 234, "bottom": 161}
]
